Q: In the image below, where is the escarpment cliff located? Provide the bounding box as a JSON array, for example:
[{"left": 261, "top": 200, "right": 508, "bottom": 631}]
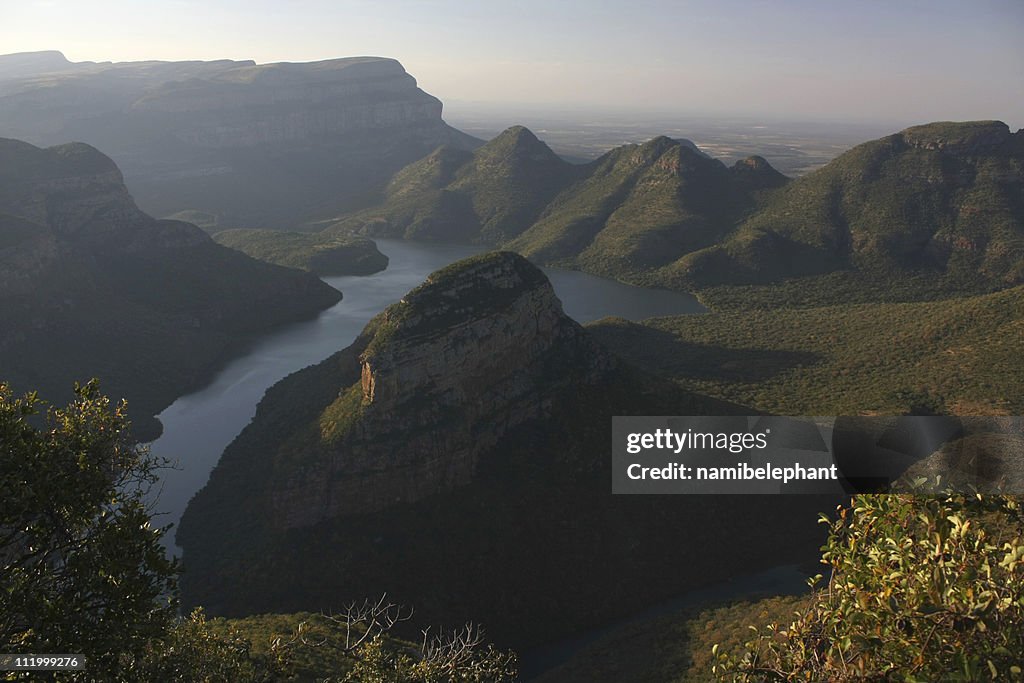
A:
[
  {"left": 0, "top": 137, "right": 341, "bottom": 439},
  {"left": 177, "top": 252, "right": 834, "bottom": 647},
  {"left": 0, "top": 52, "right": 480, "bottom": 227}
]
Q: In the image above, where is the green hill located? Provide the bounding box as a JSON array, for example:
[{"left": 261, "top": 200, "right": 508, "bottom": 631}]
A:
[
  {"left": 330, "top": 126, "right": 580, "bottom": 243},
  {"left": 213, "top": 229, "right": 388, "bottom": 275},
  {"left": 663, "top": 121, "right": 1024, "bottom": 294},
  {"left": 330, "top": 121, "right": 1023, "bottom": 306},
  {"left": 330, "top": 128, "right": 784, "bottom": 286},
  {"left": 508, "top": 139, "right": 786, "bottom": 282},
  {"left": 0, "top": 137, "right": 341, "bottom": 439}
]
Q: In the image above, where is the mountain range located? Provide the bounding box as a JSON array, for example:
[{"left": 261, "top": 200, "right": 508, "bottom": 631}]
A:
[
  {"left": 0, "top": 51, "right": 479, "bottom": 229},
  {"left": 330, "top": 120, "right": 1023, "bottom": 302}
]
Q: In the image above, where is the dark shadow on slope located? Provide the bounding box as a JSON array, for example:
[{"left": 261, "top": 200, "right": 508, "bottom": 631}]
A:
[{"left": 588, "top": 320, "right": 822, "bottom": 384}]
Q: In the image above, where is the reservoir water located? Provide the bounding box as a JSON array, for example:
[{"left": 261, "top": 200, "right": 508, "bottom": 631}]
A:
[{"left": 149, "top": 239, "right": 705, "bottom": 547}]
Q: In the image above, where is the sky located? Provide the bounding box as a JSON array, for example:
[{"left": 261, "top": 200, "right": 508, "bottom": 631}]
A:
[{"left": 3, "top": 0, "right": 1023, "bottom": 126}]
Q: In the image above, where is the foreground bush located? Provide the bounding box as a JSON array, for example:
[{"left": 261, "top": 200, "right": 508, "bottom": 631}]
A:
[
  {"left": 713, "top": 493, "right": 1024, "bottom": 681},
  {"left": 0, "top": 382, "right": 515, "bottom": 682}
]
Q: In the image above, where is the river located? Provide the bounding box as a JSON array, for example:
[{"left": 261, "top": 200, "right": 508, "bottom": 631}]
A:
[{"left": 149, "top": 239, "right": 705, "bottom": 547}]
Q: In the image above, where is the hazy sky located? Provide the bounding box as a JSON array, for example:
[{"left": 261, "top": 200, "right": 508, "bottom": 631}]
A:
[{"left": 3, "top": 0, "right": 1023, "bottom": 125}]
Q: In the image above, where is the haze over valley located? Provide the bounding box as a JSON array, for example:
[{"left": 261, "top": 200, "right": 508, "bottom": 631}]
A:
[{"left": 445, "top": 107, "right": 898, "bottom": 176}]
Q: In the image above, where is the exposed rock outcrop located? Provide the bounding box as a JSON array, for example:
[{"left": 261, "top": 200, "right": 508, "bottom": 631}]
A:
[
  {"left": 899, "top": 120, "right": 1018, "bottom": 154},
  {"left": 129, "top": 58, "right": 444, "bottom": 147}
]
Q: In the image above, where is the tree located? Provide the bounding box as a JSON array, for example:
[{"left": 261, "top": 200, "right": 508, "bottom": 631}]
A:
[
  {"left": 0, "top": 381, "right": 517, "bottom": 682},
  {"left": 133, "top": 608, "right": 291, "bottom": 683},
  {"left": 712, "top": 493, "right": 1024, "bottom": 682},
  {"left": 0, "top": 380, "right": 178, "bottom": 678}
]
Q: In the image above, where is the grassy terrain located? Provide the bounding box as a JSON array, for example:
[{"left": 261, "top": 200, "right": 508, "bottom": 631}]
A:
[
  {"left": 589, "top": 285, "right": 1024, "bottom": 417},
  {"left": 208, "top": 612, "right": 362, "bottom": 682},
  {"left": 213, "top": 229, "right": 388, "bottom": 275}
]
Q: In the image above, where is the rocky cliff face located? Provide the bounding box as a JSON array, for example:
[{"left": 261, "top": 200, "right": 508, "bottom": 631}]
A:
[
  {"left": 130, "top": 58, "right": 445, "bottom": 148},
  {"left": 270, "top": 252, "right": 615, "bottom": 527},
  {"left": 0, "top": 137, "right": 341, "bottom": 438},
  {"left": 0, "top": 50, "right": 72, "bottom": 80},
  {"left": 0, "top": 52, "right": 480, "bottom": 227},
  {"left": 900, "top": 120, "right": 1019, "bottom": 154}
]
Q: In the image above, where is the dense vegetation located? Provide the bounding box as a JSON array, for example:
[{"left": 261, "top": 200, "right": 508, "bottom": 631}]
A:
[
  {"left": 668, "top": 121, "right": 1024, "bottom": 294},
  {"left": 213, "top": 229, "right": 388, "bottom": 275},
  {"left": 529, "top": 595, "right": 807, "bottom": 683},
  {"left": 325, "top": 120, "right": 1023, "bottom": 305},
  {"left": 327, "top": 127, "right": 580, "bottom": 244},
  {"left": 0, "top": 381, "right": 290, "bottom": 681},
  {"left": 589, "top": 285, "right": 1024, "bottom": 416},
  {"left": 327, "top": 127, "right": 786, "bottom": 288},
  {"left": 1, "top": 380, "right": 178, "bottom": 678},
  {"left": 712, "top": 493, "right": 1024, "bottom": 681},
  {"left": 0, "top": 381, "right": 516, "bottom": 681},
  {"left": 532, "top": 493, "right": 1024, "bottom": 683}
]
